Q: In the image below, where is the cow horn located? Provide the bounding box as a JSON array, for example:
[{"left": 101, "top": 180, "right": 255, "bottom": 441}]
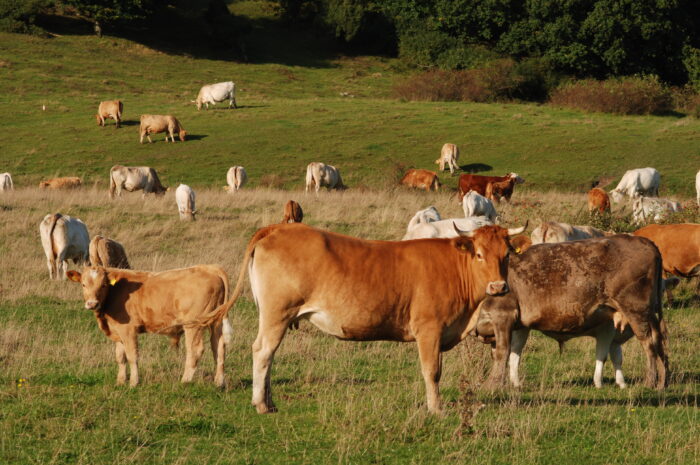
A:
[
  {"left": 453, "top": 222, "right": 475, "bottom": 237},
  {"left": 507, "top": 220, "right": 528, "bottom": 236}
]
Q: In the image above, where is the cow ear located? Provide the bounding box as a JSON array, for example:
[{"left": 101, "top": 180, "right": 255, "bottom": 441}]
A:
[
  {"left": 67, "top": 271, "right": 82, "bottom": 283},
  {"left": 455, "top": 238, "right": 474, "bottom": 255}
]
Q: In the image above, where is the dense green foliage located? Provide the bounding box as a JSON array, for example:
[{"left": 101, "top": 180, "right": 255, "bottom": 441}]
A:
[{"left": 0, "top": 0, "right": 45, "bottom": 33}]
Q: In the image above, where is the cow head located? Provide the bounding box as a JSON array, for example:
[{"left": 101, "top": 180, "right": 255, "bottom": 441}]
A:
[
  {"left": 507, "top": 173, "right": 525, "bottom": 184},
  {"left": 95, "top": 114, "right": 102, "bottom": 125},
  {"left": 609, "top": 189, "right": 625, "bottom": 203},
  {"left": 179, "top": 129, "right": 187, "bottom": 142},
  {"left": 67, "top": 266, "right": 118, "bottom": 311},
  {"left": 194, "top": 99, "right": 202, "bottom": 111}
]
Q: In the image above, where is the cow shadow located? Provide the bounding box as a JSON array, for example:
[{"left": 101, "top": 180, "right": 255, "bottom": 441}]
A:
[
  {"left": 186, "top": 134, "right": 207, "bottom": 141},
  {"left": 117, "top": 120, "right": 140, "bottom": 127},
  {"left": 460, "top": 163, "right": 493, "bottom": 173}
]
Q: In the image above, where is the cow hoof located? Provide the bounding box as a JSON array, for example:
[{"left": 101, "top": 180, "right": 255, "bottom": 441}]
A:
[
  {"left": 254, "top": 403, "right": 277, "bottom": 414},
  {"left": 617, "top": 383, "right": 628, "bottom": 389}
]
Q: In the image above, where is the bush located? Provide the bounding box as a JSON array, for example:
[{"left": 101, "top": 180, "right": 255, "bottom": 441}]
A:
[
  {"left": 0, "top": 0, "right": 46, "bottom": 34},
  {"left": 671, "top": 85, "right": 700, "bottom": 118},
  {"left": 549, "top": 76, "right": 673, "bottom": 115}
]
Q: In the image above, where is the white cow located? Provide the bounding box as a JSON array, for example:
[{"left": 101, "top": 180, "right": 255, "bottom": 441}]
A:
[
  {"left": 609, "top": 168, "right": 660, "bottom": 203},
  {"left": 632, "top": 197, "right": 681, "bottom": 224},
  {"left": 531, "top": 221, "right": 608, "bottom": 244},
  {"left": 226, "top": 166, "right": 247, "bottom": 192},
  {"left": 696, "top": 170, "right": 699, "bottom": 207},
  {"left": 435, "top": 143, "right": 459, "bottom": 175},
  {"left": 175, "top": 184, "right": 196, "bottom": 221},
  {"left": 0, "top": 172, "right": 13, "bottom": 191},
  {"left": 305, "top": 162, "right": 345, "bottom": 194},
  {"left": 109, "top": 165, "right": 167, "bottom": 198},
  {"left": 405, "top": 206, "right": 442, "bottom": 232},
  {"left": 462, "top": 190, "right": 498, "bottom": 223},
  {"left": 194, "top": 81, "right": 237, "bottom": 110},
  {"left": 402, "top": 208, "right": 493, "bottom": 240},
  {"left": 39, "top": 213, "right": 90, "bottom": 280}
]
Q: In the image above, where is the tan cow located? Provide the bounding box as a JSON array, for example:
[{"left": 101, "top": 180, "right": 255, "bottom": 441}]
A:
[
  {"left": 226, "top": 166, "right": 247, "bottom": 192},
  {"left": 531, "top": 221, "right": 607, "bottom": 244},
  {"left": 109, "top": 165, "right": 167, "bottom": 198},
  {"left": 305, "top": 162, "right": 345, "bottom": 194},
  {"left": 89, "top": 235, "right": 130, "bottom": 269},
  {"left": 587, "top": 187, "right": 611, "bottom": 214},
  {"left": 67, "top": 265, "right": 236, "bottom": 387},
  {"left": 95, "top": 100, "right": 123, "bottom": 128},
  {"left": 39, "top": 213, "right": 90, "bottom": 279},
  {"left": 0, "top": 172, "right": 13, "bottom": 191},
  {"left": 282, "top": 200, "right": 303, "bottom": 223},
  {"left": 139, "top": 115, "right": 186, "bottom": 143},
  {"left": 400, "top": 169, "right": 440, "bottom": 192},
  {"left": 39, "top": 177, "right": 82, "bottom": 189},
  {"left": 435, "top": 143, "right": 459, "bottom": 175},
  {"left": 227, "top": 222, "right": 525, "bottom": 414}
]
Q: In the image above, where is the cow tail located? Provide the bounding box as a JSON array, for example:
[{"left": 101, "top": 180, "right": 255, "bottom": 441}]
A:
[
  {"left": 117, "top": 101, "right": 123, "bottom": 121},
  {"left": 45, "top": 213, "right": 62, "bottom": 265},
  {"left": 109, "top": 167, "right": 117, "bottom": 199}
]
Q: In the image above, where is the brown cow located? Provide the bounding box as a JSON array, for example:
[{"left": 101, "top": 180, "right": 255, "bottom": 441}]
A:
[
  {"left": 282, "top": 200, "right": 303, "bottom": 223},
  {"left": 400, "top": 169, "right": 440, "bottom": 192},
  {"left": 89, "top": 235, "right": 130, "bottom": 269},
  {"left": 633, "top": 224, "right": 700, "bottom": 302},
  {"left": 39, "top": 177, "right": 82, "bottom": 189},
  {"left": 67, "top": 265, "right": 235, "bottom": 387},
  {"left": 227, "top": 222, "right": 525, "bottom": 414},
  {"left": 509, "top": 235, "right": 532, "bottom": 254},
  {"left": 485, "top": 177, "right": 519, "bottom": 203},
  {"left": 95, "top": 100, "right": 123, "bottom": 128},
  {"left": 459, "top": 173, "right": 524, "bottom": 200},
  {"left": 587, "top": 187, "right": 611, "bottom": 214},
  {"left": 139, "top": 115, "right": 186, "bottom": 143}
]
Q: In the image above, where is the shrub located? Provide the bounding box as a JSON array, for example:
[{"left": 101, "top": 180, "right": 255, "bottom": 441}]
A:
[
  {"left": 671, "top": 85, "right": 700, "bottom": 118},
  {"left": 549, "top": 76, "right": 673, "bottom": 115},
  {"left": 0, "top": 0, "right": 46, "bottom": 34}
]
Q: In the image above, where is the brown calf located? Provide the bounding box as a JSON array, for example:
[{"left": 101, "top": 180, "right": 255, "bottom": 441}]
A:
[
  {"left": 400, "top": 169, "right": 440, "bottom": 192},
  {"left": 89, "top": 235, "right": 130, "bottom": 269},
  {"left": 282, "top": 200, "right": 303, "bottom": 223},
  {"left": 587, "top": 187, "right": 611, "bottom": 214}
]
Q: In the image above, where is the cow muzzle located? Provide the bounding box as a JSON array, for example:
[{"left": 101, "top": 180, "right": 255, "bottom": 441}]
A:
[
  {"left": 486, "top": 281, "right": 508, "bottom": 296},
  {"left": 85, "top": 300, "right": 100, "bottom": 310}
]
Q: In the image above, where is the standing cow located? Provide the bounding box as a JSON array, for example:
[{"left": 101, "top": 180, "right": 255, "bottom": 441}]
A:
[
  {"left": 176, "top": 184, "right": 196, "bottom": 221},
  {"left": 609, "top": 167, "right": 660, "bottom": 203},
  {"left": 89, "top": 235, "right": 130, "bottom": 269},
  {"left": 109, "top": 165, "right": 167, "bottom": 198},
  {"left": 39, "top": 213, "right": 90, "bottom": 280},
  {"left": 459, "top": 173, "right": 525, "bottom": 201},
  {"left": 435, "top": 143, "right": 459, "bottom": 175},
  {"left": 139, "top": 115, "right": 186, "bottom": 143},
  {"left": 95, "top": 100, "right": 123, "bottom": 128},
  {"left": 282, "top": 200, "right": 303, "bottom": 223},
  {"left": 305, "top": 162, "right": 345, "bottom": 194},
  {"left": 462, "top": 190, "right": 498, "bottom": 222},
  {"left": 0, "top": 172, "right": 13, "bottom": 191},
  {"left": 226, "top": 166, "right": 247, "bottom": 192},
  {"left": 194, "top": 81, "right": 237, "bottom": 110}
]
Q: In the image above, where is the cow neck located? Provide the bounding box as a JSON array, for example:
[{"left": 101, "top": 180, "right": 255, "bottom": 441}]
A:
[{"left": 459, "top": 253, "right": 483, "bottom": 312}]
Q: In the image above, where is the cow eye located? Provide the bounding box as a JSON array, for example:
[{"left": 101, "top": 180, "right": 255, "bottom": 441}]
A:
[{"left": 476, "top": 252, "right": 484, "bottom": 260}]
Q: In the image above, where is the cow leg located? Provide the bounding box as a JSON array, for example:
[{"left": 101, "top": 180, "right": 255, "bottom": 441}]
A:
[
  {"left": 626, "top": 316, "right": 667, "bottom": 389},
  {"left": 46, "top": 257, "right": 56, "bottom": 280},
  {"left": 115, "top": 341, "right": 127, "bottom": 385},
  {"left": 209, "top": 322, "right": 226, "bottom": 388},
  {"left": 663, "top": 272, "right": 675, "bottom": 305},
  {"left": 593, "top": 324, "right": 615, "bottom": 388},
  {"left": 415, "top": 331, "right": 442, "bottom": 414},
  {"left": 147, "top": 134, "right": 153, "bottom": 144},
  {"left": 122, "top": 333, "right": 139, "bottom": 387},
  {"left": 508, "top": 328, "right": 530, "bottom": 388},
  {"left": 609, "top": 342, "right": 627, "bottom": 388},
  {"left": 182, "top": 327, "right": 205, "bottom": 383},
  {"left": 252, "top": 319, "right": 288, "bottom": 414}
]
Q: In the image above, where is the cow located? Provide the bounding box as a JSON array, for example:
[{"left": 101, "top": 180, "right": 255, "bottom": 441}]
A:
[
  {"left": 631, "top": 196, "right": 681, "bottom": 224},
  {"left": 462, "top": 190, "right": 498, "bottom": 222},
  {"left": 402, "top": 210, "right": 494, "bottom": 240},
  {"left": 696, "top": 170, "right": 700, "bottom": 207},
  {"left": 66, "top": 265, "right": 236, "bottom": 388},
  {"left": 89, "top": 235, "right": 130, "bottom": 269},
  {"left": 39, "top": 213, "right": 90, "bottom": 280},
  {"left": 225, "top": 222, "right": 525, "bottom": 413},
  {"left": 470, "top": 235, "right": 668, "bottom": 391},
  {"left": 109, "top": 165, "right": 167, "bottom": 199},
  {"left": 458, "top": 173, "right": 525, "bottom": 200},
  {"left": 226, "top": 166, "right": 247, "bottom": 192},
  {"left": 95, "top": 100, "right": 123, "bottom": 128},
  {"left": 435, "top": 143, "right": 459, "bottom": 175},
  {"left": 282, "top": 200, "right": 303, "bottom": 223},
  {"left": 175, "top": 184, "right": 196, "bottom": 221},
  {"left": 587, "top": 187, "right": 611, "bottom": 214},
  {"left": 194, "top": 81, "right": 237, "bottom": 110},
  {"left": 609, "top": 167, "right": 660, "bottom": 203},
  {"left": 0, "top": 172, "right": 13, "bottom": 191},
  {"left": 531, "top": 221, "right": 607, "bottom": 244},
  {"left": 400, "top": 169, "right": 440, "bottom": 192},
  {"left": 633, "top": 223, "right": 700, "bottom": 302},
  {"left": 305, "top": 162, "right": 345, "bottom": 194},
  {"left": 39, "top": 177, "right": 82, "bottom": 189},
  {"left": 139, "top": 115, "right": 186, "bottom": 143}
]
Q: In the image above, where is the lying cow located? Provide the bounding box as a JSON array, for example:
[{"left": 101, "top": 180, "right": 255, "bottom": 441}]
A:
[
  {"left": 462, "top": 190, "right": 498, "bottom": 222},
  {"left": 632, "top": 196, "right": 681, "bottom": 224},
  {"left": 194, "top": 81, "right": 237, "bottom": 110},
  {"left": 403, "top": 216, "right": 495, "bottom": 240},
  {"left": 67, "top": 265, "right": 235, "bottom": 388},
  {"left": 227, "top": 222, "right": 525, "bottom": 413},
  {"left": 176, "top": 184, "right": 196, "bottom": 221},
  {"left": 226, "top": 166, "right": 247, "bottom": 192},
  {"left": 95, "top": 100, "right": 123, "bottom": 128},
  {"left": 89, "top": 235, "right": 130, "bottom": 269},
  {"left": 0, "top": 172, "right": 13, "bottom": 191},
  {"left": 587, "top": 187, "right": 611, "bottom": 214},
  {"left": 282, "top": 200, "right": 303, "bottom": 223},
  {"left": 305, "top": 162, "right": 345, "bottom": 194},
  {"left": 609, "top": 167, "right": 660, "bottom": 203},
  {"left": 531, "top": 221, "right": 607, "bottom": 244},
  {"left": 435, "top": 143, "right": 459, "bottom": 175},
  {"left": 471, "top": 235, "right": 668, "bottom": 390},
  {"left": 39, "top": 213, "right": 90, "bottom": 280},
  {"left": 109, "top": 165, "right": 167, "bottom": 198},
  {"left": 139, "top": 115, "right": 186, "bottom": 143},
  {"left": 459, "top": 173, "right": 524, "bottom": 200},
  {"left": 400, "top": 169, "right": 440, "bottom": 192},
  {"left": 39, "top": 177, "right": 82, "bottom": 189}
]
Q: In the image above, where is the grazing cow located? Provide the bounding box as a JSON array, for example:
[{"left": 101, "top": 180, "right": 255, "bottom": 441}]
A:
[
  {"left": 305, "top": 162, "right": 345, "bottom": 194},
  {"left": 458, "top": 173, "right": 525, "bottom": 200},
  {"left": 633, "top": 224, "right": 700, "bottom": 302},
  {"left": 696, "top": 170, "right": 700, "bottom": 207},
  {"left": 226, "top": 166, "right": 247, "bottom": 192},
  {"left": 587, "top": 187, "right": 611, "bottom": 214},
  {"left": 194, "top": 81, "right": 237, "bottom": 110},
  {"left": 609, "top": 167, "right": 660, "bottom": 203},
  {"left": 400, "top": 169, "right": 440, "bottom": 192},
  {"left": 282, "top": 200, "right": 303, "bottom": 223},
  {"left": 510, "top": 235, "right": 532, "bottom": 254},
  {"left": 66, "top": 265, "right": 236, "bottom": 388},
  {"left": 39, "top": 213, "right": 90, "bottom": 280},
  {"left": 402, "top": 209, "right": 494, "bottom": 240},
  {"left": 632, "top": 197, "right": 681, "bottom": 224},
  {"left": 89, "top": 235, "right": 130, "bottom": 269},
  {"left": 435, "top": 143, "right": 459, "bottom": 175},
  {"left": 109, "top": 165, "right": 167, "bottom": 198},
  {"left": 139, "top": 115, "right": 186, "bottom": 143},
  {"left": 175, "top": 184, "right": 196, "bottom": 221},
  {"left": 0, "top": 172, "right": 13, "bottom": 191},
  {"left": 39, "top": 177, "right": 82, "bottom": 189},
  {"left": 95, "top": 100, "right": 123, "bottom": 128},
  {"left": 227, "top": 222, "right": 525, "bottom": 413},
  {"left": 470, "top": 235, "right": 668, "bottom": 390},
  {"left": 531, "top": 221, "right": 607, "bottom": 244},
  {"left": 462, "top": 190, "right": 498, "bottom": 222}
]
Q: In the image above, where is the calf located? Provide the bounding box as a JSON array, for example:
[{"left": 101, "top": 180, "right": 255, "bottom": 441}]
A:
[
  {"left": 435, "top": 143, "right": 459, "bottom": 175},
  {"left": 462, "top": 190, "right": 498, "bottom": 222},
  {"left": 139, "top": 115, "right": 186, "bottom": 143},
  {"left": 282, "top": 200, "right": 303, "bottom": 223},
  {"left": 39, "top": 177, "right": 82, "bottom": 189},
  {"left": 95, "top": 100, "right": 123, "bottom": 128},
  {"left": 175, "top": 184, "right": 196, "bottom": 221},
  {"left": 89, "top": 235, "right": 130, "bottom": 269},
  {"left": 587, "top": 187, "right": 610, "bottom": 214},
  {"left": 400, "top": 169, "right": 440, "bottom": 192},
  {"left": 39, "top": 213, "right": 90, "bottom": 279},
  {"left": 632, "top": 196, "right": 681, "bottom": 224}
]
